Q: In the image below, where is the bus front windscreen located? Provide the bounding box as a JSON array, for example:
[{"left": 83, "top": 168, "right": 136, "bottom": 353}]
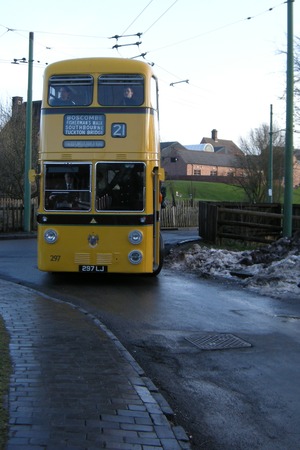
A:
[{"left": 96, "top": 162, "right": 145, "bottom": 211}]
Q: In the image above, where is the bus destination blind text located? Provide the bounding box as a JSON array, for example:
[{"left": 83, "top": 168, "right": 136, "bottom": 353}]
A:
[{"left": 64, "top": 114, "right": 105, "bottom": 136}]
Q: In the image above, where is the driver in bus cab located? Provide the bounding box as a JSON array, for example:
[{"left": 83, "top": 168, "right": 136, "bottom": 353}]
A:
[
  {"left": 50, "top": 172, "right": 77, "bottom": 190},
  {"left": 48, "top": 172, "right": 78, "bottom": 208}
]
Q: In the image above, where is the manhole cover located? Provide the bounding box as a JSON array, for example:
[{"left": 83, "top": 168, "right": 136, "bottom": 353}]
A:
[{"left": 185, "top": 333, "right": 252, "bottom": 351}]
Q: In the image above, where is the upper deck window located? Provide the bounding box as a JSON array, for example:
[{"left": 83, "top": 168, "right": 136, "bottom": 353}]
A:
[
  {"left": 98, "top": 75, "right": 144, "bottom": 106},
  {"left": 48, "top": 75, "right": 93, "bottom": 106}
]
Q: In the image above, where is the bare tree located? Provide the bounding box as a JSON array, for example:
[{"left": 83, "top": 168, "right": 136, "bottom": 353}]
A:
[
  {"left": 237, "top": 123, "right": 285, "bottom": 203},
  {"left": 0, "top": 101, "right": 39, "bottom": 200}
]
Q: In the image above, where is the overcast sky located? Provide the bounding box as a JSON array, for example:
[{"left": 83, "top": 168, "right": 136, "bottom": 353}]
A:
[{"left": 1, "top": 0, "right": 299, "bottom": 147}]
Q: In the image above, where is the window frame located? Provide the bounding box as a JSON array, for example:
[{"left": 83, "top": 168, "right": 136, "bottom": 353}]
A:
[
  {"left": 98, "top": 74, "right": 144, "bottom": 106},
  {"left": 95, "top": 161, "right": 146, "bottom": 212},
  {"left": 48, "top": 75, "right": 94, "bottom": 107},
  {"left": 44, "top": 162, "right": 92, "bottom": 211}
]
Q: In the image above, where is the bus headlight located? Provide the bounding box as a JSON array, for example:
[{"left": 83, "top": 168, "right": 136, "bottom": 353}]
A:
[
  {"left": 128, "top": 230, "right": 143, "bottom": 244},
  {"left": 44, "top": 229, "right": 58, "bottom": 244},
  {"left": 128, "top": 250, "right": 143, "bottom": 265}
]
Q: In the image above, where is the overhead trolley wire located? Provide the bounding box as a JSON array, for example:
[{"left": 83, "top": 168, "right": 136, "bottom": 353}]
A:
[
  {"left": 147, "top": 1, "right": 287, "bottom": 53},
  {"left": 143, "top": 0, "right": 179, "bottom": 34},
  {"left": 121, "top": 0, "right": 155, "bottom": 35}
]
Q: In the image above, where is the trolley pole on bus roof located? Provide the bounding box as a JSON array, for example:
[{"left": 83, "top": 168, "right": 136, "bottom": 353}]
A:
[
  {"left": 283, "top": 0, "right": 294, "bottom": 237},
  {"left": 24, "top": 31, "right": 34, "bottom": 232}
]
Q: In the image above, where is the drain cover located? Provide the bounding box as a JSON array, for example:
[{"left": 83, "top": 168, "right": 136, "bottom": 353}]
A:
[{"left": 185, "top": 333, "right": 252, "bottom": 351}]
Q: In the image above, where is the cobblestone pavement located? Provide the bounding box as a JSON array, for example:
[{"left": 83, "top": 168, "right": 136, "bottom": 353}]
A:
[{"left": 0, "top": 278, "right": 191, "bottom": 450}]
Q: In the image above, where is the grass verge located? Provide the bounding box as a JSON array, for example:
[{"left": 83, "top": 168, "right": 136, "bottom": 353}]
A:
[
  {"left": 164, "top": 180, "right": 300, "bottom": 204},
  {"left": 0, "top": 316, "right": 11, "bottom": 449},
  {"left": 165, "top": 180, "right": 246, "bottom": 202}
]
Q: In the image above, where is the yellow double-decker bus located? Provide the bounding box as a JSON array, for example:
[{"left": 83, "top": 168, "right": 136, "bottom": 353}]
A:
[{"left": 34, "top": 57, "right": 165, "bottom": 275}]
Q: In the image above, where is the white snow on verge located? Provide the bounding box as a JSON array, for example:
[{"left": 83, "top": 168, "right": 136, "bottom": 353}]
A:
[{"left": 165, "top": 234, "right": 300, "bottom": 299}]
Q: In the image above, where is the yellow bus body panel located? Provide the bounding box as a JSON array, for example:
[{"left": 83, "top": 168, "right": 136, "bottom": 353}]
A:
[
  {"left": 39, "top": 113, "right": 159, "bottom": 162},
  {"left": 37, "top": 224, "right": 156, "bottom": 273}
]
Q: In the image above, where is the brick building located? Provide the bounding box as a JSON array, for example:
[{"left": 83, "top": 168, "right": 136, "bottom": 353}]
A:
[
  {"left": 161, "top": 130, "right": 243, "bottom": 180},
  {"left": 161, "top": 129, "right": 300, "bottom": 187}
]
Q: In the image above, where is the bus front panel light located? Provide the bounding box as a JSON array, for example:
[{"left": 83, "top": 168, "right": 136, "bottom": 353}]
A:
[
  {"left": 44, "top": 229, "right": 58, "bottom": 244},
  {"left": 128, "top": 230, "right": 143, "bottom": 244},
  {"left": 128, "top": 250, "right": 143, "bottom": 265}
]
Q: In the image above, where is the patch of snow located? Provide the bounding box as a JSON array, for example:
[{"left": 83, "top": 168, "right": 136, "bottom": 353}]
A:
[{"left": 164, "top": 234, "right": 300, "bottom": 299}]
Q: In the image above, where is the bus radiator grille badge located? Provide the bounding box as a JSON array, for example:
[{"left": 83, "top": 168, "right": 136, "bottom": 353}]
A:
[
  {"left": 185, "top": 333, "right": 252, "bottom": 351},
  {"left": 88, "top": 234, "right": 99, "bottom": 248}
]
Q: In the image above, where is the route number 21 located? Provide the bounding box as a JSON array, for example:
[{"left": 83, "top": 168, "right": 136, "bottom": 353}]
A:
[{"left": 111, "top": 123, "right": 126, "bottom": 138}]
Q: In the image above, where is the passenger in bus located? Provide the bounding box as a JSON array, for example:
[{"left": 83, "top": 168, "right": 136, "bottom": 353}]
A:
[
  {"left": 51, "top": 87, "right": 75, "bottom": 106},
  {"left": 110, "top": 167, "right": 143, "bottom": 210},
  {"left": 122, "top": 86, "right": 137, "bottom": 106}
]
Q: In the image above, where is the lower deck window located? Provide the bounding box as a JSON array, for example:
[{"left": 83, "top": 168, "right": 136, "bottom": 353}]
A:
[
  {"left": 96, "top": 162, "right": 145, "bottom": 211},
  {"left": 44, "top": 163, "right": 91, "bottom": 211}
]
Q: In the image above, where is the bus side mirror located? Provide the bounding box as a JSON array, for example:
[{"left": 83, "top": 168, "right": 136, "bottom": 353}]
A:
[{"left": 28, "top": 169, "right": 37, "bottom": 183}]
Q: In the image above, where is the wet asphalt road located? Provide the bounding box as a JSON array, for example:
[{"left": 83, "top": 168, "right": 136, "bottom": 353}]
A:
[{"left": 0, "top": 231, "right": 300, "bottom": 449}]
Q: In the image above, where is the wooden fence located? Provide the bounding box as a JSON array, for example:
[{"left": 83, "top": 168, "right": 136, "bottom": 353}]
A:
[
  {"left": 0, "top": 197, "right": 38, "bottom": 232},
  {"left": 199, "top": 201, "right": 300, "bottom": 244},
  {"left": 0, "top": 198, "right": 199, "bottom": 232},
  {"left": 2, "top": 197, "right": 300, "bottom": 243},
  {"left": 161, "top": 201, "right": 198, "bottom": 228}
]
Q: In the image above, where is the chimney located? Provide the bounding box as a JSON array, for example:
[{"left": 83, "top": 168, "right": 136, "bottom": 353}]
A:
[
  {"left": 211, "top": 129, "right": 218, "bottom": 142},
  {"left": 12, "top": 96, "right": 23, "bottom": 116}
]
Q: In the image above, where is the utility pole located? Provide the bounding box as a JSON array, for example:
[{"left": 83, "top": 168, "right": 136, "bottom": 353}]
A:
[
  {"left": 24, "top": 32, "right": 34, "bottom": 232},
  {"left": 268, "top": 104, "right": 273, "bottom": 203},
  {"left": 283, "top": 0, "right": 294, "bottom": 237}
]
